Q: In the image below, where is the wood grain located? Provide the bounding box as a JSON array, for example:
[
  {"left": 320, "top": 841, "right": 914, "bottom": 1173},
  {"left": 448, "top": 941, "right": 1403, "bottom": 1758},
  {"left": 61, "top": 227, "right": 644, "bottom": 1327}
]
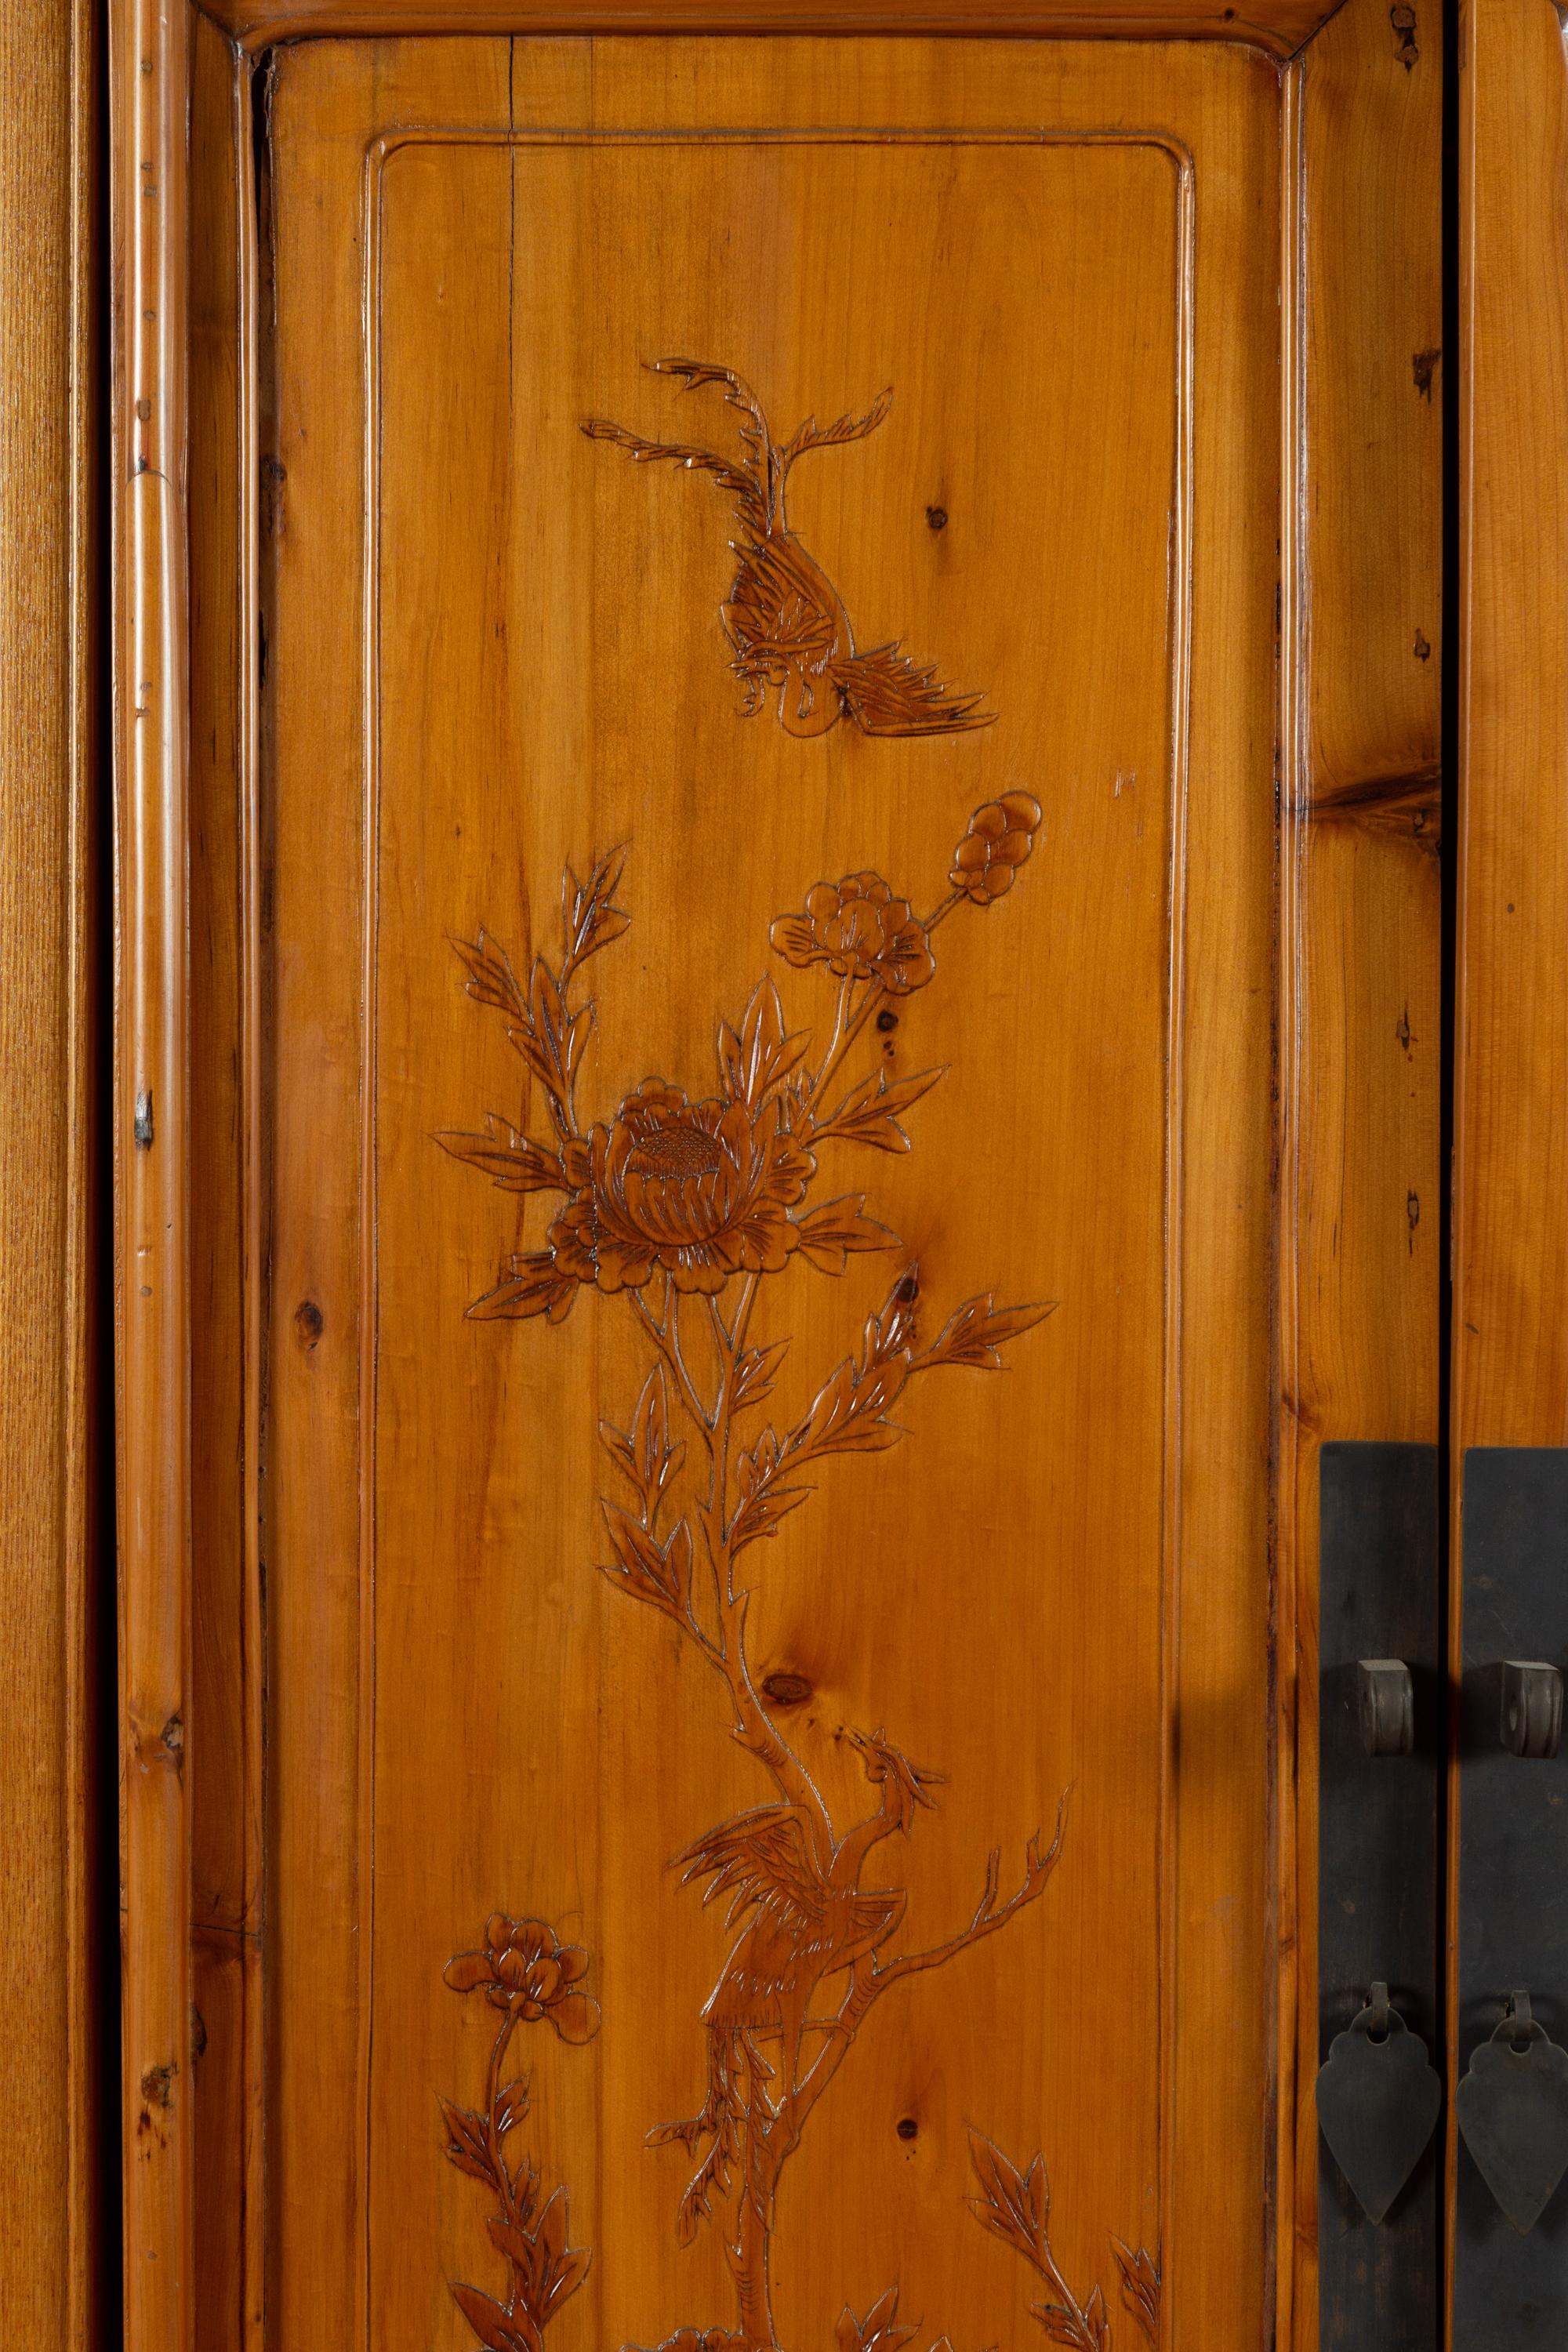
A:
[
  {"left": 1276, "top": 1, "right": 1443, "bottom": 2343},
  {"left": 200, "top": 0, "right": 1344, "bottom": 63},
  {"left": 112, "top": 2, "right": 196, "bottom": 2347},
  {"left": 1454, "top": 1, "right": 1568, "bottom": 1447},
  {"left": 250, "top": 31, "right": 1280, "bottom": 2349},
  {"left": 1453, "top": 0, "right": 1568, "bottom": 2303},
  {"left": 0, "top": 0, "right": 105, "bottom": 2343},
  {"left": 187, "top": 16, "right": 265, "bottom": 2351}
]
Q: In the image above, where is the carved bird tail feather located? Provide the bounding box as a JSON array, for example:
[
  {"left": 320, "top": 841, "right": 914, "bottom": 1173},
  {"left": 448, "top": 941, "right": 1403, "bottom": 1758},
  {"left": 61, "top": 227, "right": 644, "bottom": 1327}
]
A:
[{"left": 648, "top": 2024, "right": 782, "bottom": 2247}]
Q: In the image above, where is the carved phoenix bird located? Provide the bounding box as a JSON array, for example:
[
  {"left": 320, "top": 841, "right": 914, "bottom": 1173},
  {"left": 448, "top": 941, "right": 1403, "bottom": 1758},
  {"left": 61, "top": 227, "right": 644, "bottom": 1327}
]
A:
[
  {"left": 653, "top": 1728, "right": 943, "bottom": 2238},
  {"left": 583, "top": 360, "right": 995, "bottom": 739}
]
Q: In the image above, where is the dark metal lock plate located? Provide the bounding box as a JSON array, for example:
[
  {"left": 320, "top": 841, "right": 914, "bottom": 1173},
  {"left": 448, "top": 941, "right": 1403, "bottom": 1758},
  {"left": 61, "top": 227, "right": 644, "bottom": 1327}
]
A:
[
  {"left": 1457, "top": 1996, "right": 1568, "bottom": 2238},
  {"left": 1317, "top": 1987, "right": 1443, "bottom": 2225},
  {"left": 1318, "top": 1443, "right": 1439, "bottom": 2350},
  {"left": 1457, "top": 1450, "right": 1568, "bottom": 2345}
]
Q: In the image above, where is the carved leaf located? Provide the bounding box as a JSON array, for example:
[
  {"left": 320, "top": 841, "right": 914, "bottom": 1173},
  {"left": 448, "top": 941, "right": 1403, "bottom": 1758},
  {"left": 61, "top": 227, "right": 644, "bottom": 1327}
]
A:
[
  {"left": 731, "top": 1337, "right": 789, "bottom": 1413},
  {"left": 600, "top": 1506, "right": 695, "bottom": 1621},
  {"left": 793, "top": 1194, "right": 898, "bottom": 1276},
  {"left": 532, "top": 2187, "right": 593, "bottom": 2317},
  {"left": 787, "top": 1325, "right": 910, "bottom": 1463},
  {"left": 469, "top": 1252, "right": 578, "bottom": 1327},
  {"left": 835, "top": 2288, "right": 919, "bottom": 2352},
  {"left": 600, "top": 1368, "right": 686, "bottom": 1520},
  {"left": 561, "top": 848, "right": 631, "bottom": 975},
  {"left": 528, "top": 960, "right": 570, "bottom": 1087},
  {"left": 454, "top": 931, "right": 527, "bottom": 1022},
  {"left": 441, "top": 2098, "right": 496, "bottom": 2181},
  {"left": 486, "top": 2216, "right": 535, "bottom": 2268},
  {"left": 539, "top": 2242, "right": 591, "bottom": 2319},
  {"left": 437, "top": 1116, "right": 568, "bottom": 1195},
  {"left": 1112, "top": 2241, "right": 1161, "bottom": 2342},
  {"left": 717, "top": 978, "right": 810, "bottom": 1112},
  {"left": 1032, "top": 2303, "right": 1097, "bottom": 2352},
  {"left": 922, "top": 1294, "right": 1057, "bottom": 1370},
  {"left": 729, "top": 1428, "right": 811, "bottom": 1549},
  {"left": 813, "top": 1065, "right": 945, "bottom": 1153},
  {"left": 450, "top": 2281, "right": 542, "bottom": 2352},
  {"left": 967, "top": 2130, "right": 1047, "bottom": 2263},
  {"left": 493, "top": 2077, "right": 531, "bottom": 2136}
]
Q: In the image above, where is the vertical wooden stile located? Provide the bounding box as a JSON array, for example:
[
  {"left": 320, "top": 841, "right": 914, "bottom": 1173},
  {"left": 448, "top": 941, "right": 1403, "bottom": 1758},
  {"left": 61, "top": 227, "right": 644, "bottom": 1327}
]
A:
[
  {"left": 112, "top": 2, "right": 196, "bottom": 2347},
  {"left": 0, "top": 0, "right": 106, "bottom": 2340},
  {"left": 1278, "top": 2, "right": 1444, "bottom": 2343}
]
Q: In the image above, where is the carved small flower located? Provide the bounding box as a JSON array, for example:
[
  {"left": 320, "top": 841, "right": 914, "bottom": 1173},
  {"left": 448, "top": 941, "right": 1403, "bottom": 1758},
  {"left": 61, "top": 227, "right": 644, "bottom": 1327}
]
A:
[
  {"left": 949, "top": 792, "right": 1043, "bottom": 904},
  {"left": 634, "top": 2333, "right": 749, "bottom": 2352},
  {"left": 444, "top": 1915, "right": 601, "bottom": 2042},
  {"left": 546, "top": 1078, "right": 814, "bottom": 1298},
  {"left": 770, "top": 873, "right": 935, "bottom": 996}
]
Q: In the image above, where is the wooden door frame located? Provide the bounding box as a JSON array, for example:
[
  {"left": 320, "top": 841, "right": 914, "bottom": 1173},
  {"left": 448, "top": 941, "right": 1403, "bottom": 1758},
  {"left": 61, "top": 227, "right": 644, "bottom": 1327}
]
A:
[
  {"left": 110, "top": 3, "right": 1441, "bottom": 2346},
  {"left": 1452, "top": 0, "right": 1568, "bottom": 2321},
  {"left": 0, "top": 2, "right": 108, "bottom": 2347}
]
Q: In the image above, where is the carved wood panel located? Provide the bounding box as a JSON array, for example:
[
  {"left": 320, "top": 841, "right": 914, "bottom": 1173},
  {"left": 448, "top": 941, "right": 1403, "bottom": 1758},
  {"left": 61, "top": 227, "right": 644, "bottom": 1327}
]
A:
[{"left": 178, "top": 26, "right": 1290, "bottom": 2350}]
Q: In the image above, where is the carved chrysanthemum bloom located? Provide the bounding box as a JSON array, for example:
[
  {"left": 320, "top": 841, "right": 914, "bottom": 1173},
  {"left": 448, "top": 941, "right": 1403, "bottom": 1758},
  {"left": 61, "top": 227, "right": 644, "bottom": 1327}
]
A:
[
  {"left": 769, "top": 872, "right": 935, "bottom": 995},
  {"left": 547, "top": 1078, "right": 814, "bottom": 1298},
  {"left": 444, "top": 1915, "right": 601, "bottom": 2041},
  {"left": 949, "top": 792, "right": 1043, "bottom": 904}
]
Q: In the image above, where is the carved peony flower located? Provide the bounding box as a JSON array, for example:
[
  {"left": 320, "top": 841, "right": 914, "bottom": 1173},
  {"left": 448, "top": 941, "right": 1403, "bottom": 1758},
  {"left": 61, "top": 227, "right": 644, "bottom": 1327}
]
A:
[
  {"left": 770, "top": 872, "right": 935, "bottom": 996},
  {"left": 546, "top": 1078, "right": 814, "bottom": 1298},
  {"left": 444, "top": 1915, "right": 601, "bottom": 2041},
  {"left": 949, "top": 792, "right": 1043, "bottom": 904}
]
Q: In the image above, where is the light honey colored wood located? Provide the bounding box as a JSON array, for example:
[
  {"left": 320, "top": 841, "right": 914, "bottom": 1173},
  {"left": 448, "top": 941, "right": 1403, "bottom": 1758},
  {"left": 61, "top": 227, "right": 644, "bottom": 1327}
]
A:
[
  {"left": 112, "top": 2, "right": 197, "bottom": 2347},
  {"left": 1453, "top": 0, "right": 1568, "bottom": 2310},
  {"left": 133, "top": 9, "right": 1443, "bottom": 2348},
  {"left": 1276, "top": 2, "right": 1443, "bottom": 2343},
  {"left": 252, "top": 32, "right": 1279, "bottom": 2350},
  {"left": 1454, "top": 2, "right": 1568, "bottom": 1446},
  {"left": 0, "top": 1, "right": 105, "bottom": 2342},
  {"left": 187, "top": 17, "right": 266, "bottom": 2351},
  {"left": 200, "top": 0, "right": 1345, "bottom": 64}
]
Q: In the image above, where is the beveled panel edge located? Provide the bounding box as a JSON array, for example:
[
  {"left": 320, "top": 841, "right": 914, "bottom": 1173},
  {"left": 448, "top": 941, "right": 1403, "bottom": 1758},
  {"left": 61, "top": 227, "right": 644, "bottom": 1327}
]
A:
[{"left": 196, "top": 0, "right": 1344, "bottom": 66}]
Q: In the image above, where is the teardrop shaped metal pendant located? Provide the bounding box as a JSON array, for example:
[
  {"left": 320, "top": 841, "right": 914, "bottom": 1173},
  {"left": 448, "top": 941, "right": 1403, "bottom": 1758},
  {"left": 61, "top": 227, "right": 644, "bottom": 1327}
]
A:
[
  {"left": 1457, "top": 1994, "right": 1568, "bottom": 2235},
  {"left": 1316, "top": 1986, "right": 1443, "bottom": 2225}
]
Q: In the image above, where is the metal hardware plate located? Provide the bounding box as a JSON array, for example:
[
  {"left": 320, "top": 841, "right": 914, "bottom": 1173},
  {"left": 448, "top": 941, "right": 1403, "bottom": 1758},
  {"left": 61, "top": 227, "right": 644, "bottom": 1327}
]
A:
[
  {"left": 1318, "top": 1443, "right": 1440, "bottom": 2350},
  {"left": 1457, "top": 1449, "right": 1568, "bottom": 2344}
]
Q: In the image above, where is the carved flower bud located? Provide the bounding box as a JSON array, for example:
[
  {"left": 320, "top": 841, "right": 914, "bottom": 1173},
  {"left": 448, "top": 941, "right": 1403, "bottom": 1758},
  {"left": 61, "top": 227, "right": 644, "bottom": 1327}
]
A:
[{"left": 949, "top": 793, "right": 1044, "bottom": 904}]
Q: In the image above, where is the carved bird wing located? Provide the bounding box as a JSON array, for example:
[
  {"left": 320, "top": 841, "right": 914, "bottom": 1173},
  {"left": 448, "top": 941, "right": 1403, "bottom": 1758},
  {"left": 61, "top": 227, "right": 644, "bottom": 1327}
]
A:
[
  {"left": 829, "top": 641, "right": 996, "bottom": 735},
  {"left": 674, "top": 1804, "right": 826, "bottom": 1940},
  {"left": 725, "top": 531, "right": 842, "bottom": 667},
  {"left": 842, "top": 1888, "right": 906, "bottom": 1955}
]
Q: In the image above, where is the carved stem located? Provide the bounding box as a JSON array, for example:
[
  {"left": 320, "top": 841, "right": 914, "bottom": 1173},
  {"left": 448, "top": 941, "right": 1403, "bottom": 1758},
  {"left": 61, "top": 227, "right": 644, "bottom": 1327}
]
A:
[
  {"left": 628, "top": 1282, "right": 713, "bottom": 1436},
  {"left": 812, "top": 978, "right": 884, "bottom": 1108},
  {"left": 731, "top": 2186, "right": 779, "bottom": 2347}
]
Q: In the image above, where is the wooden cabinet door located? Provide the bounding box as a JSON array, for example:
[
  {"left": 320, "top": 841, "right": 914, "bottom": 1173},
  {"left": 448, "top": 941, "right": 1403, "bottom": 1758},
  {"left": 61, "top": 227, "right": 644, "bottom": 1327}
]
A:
[{"left": 111, "top": 4, "right": 1441, "bottom": 2349}]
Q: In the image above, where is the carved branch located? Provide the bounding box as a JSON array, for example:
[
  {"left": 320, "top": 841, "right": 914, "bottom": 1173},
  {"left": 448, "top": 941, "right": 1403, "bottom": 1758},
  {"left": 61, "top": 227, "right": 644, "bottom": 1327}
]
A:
[{"left": 870, "top": 1790, "right": 1070, "bottom": 1994}]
